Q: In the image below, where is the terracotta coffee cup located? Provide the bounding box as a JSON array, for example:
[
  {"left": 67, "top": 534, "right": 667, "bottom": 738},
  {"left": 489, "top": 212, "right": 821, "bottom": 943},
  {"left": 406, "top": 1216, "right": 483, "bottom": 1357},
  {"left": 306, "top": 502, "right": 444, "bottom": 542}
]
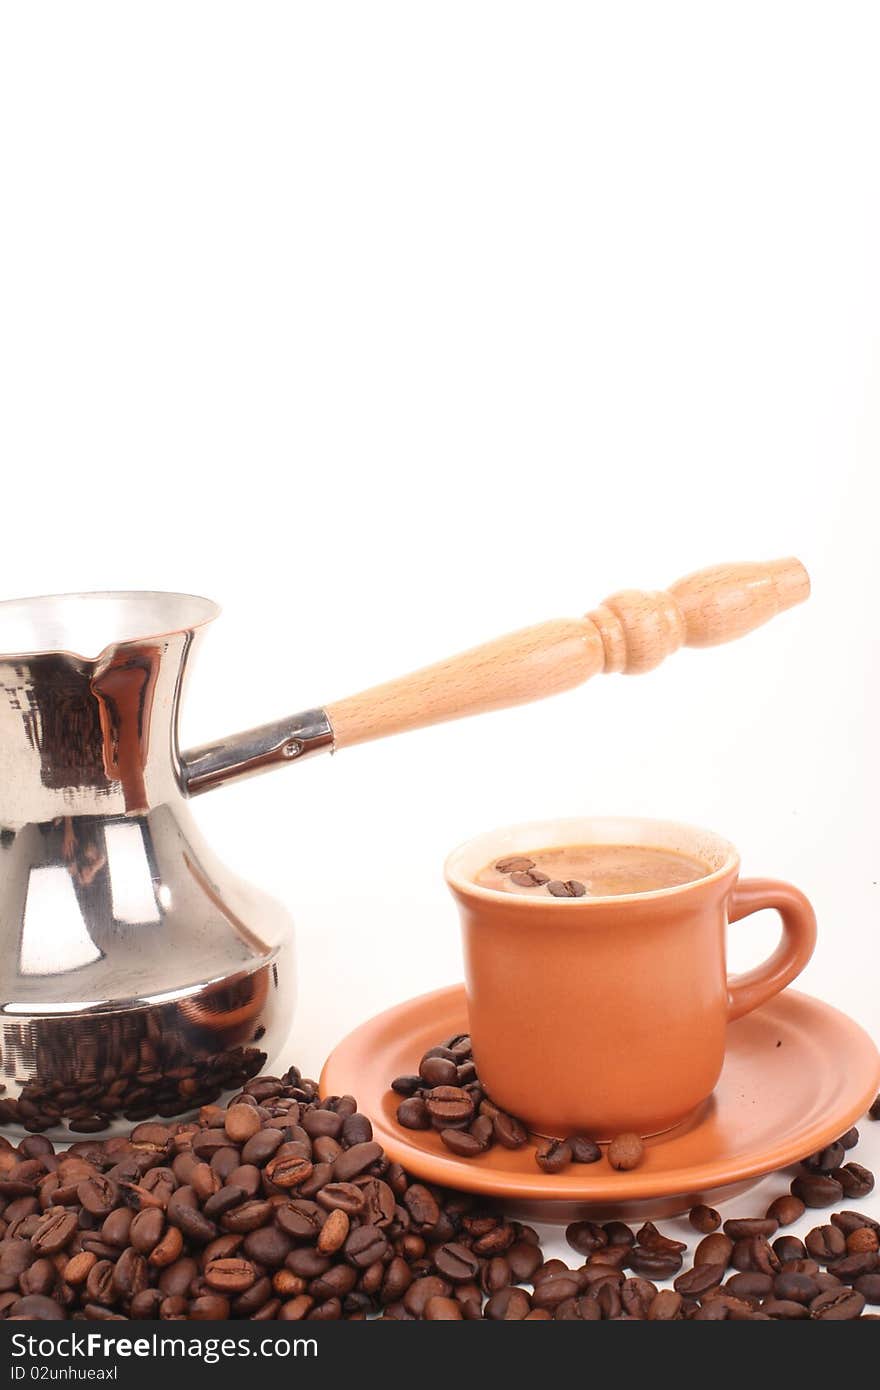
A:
[{"left": 445, "top": 816, "right": 817, "bottom": 1138}]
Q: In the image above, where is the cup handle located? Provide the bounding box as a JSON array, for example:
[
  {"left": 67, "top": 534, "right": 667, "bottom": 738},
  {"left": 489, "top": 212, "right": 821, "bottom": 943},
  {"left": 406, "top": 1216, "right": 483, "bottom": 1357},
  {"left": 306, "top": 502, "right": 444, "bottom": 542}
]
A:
[{"left": 726, "top": 878, "right": 817, "bottom": 1022}]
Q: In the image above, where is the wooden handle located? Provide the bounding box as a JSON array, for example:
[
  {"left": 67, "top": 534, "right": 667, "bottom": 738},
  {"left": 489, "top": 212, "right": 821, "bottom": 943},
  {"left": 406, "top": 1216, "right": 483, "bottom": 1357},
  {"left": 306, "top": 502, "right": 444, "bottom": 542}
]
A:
[{"left": 326, "top": 557, "right": 809, "bottom": 749}]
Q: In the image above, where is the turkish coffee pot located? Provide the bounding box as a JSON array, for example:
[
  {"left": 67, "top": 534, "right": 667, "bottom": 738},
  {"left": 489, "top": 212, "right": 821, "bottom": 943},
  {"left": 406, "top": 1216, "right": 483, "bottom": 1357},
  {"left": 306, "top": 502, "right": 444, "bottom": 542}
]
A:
[{"left": 0, "top": 559, "right": 809, "bottom": 1136}]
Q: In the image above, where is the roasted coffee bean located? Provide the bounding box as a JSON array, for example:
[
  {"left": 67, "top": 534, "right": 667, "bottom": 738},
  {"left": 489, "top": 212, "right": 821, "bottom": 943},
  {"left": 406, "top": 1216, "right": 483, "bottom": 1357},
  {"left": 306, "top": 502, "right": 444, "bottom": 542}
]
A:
[
  {"left": 423, "top": 1089, "right": 474, "bottom": 1128},
  {"left": 810, "top": 1288, "right": 866, "bottom": 1320},
  {"left": 773, "top": 1235, "right": 807, "bottom": 1263},
  {"left": 419, "top": 1055, "right": 458, "bottom": 1087},
  {"left": 223, "top": 1105, "right": 262, "bottom": 1144},
  {"left": 434, "top": 1242, "right": 481, "bottom": 1282},
  {"left": 803, "top": 1142, "right": 846, "bottom": 1174},
  {"left": 630, "top": 1247, "right": 683, "bottom": 1278},
  {"left": 494, "top": 856, "right": 535, "bottom": 874},
  {"left": 510, "top": 869, "right": 550, "bottom": 887},
  {"left": 689, "top": 1205, "right": 721, "bottom": 1234},
  {"left": 648, "top": 1289, "right": 683, "bottom": 1320},
  {"left": 840, "top": 1127, "right": 860, "bottom": 1150},
  {"left": 761, "top": 1298, "right": 810, "bottom": 1319},
  {"left": 637, "top": 1221, "right": 687, "bottom": 1254},
  {"left": 506, "top": 1240, "right": 543, "bottom": 1282},
  {"left": 130, "top": 1207, "right": 165, "bottom": 1254},
  {"left": 805, "top": 1224, "right": 847, "bottom": 1262},
  {"left": 113, "top": 1247, "right": 148, "bottom": 1297},
  {"left": 205, "top": 1258, "right": 257, "bottom": 1293},
  {"left": 531, "top": 1274, "right": 582, "bottom": 1310},
  {"left": 832, "top": 1163, "right": 875, "bottom": 1198},
  {"left": 343, "top": 1225, "right": 389, "bottom": 1269},
  {"left": 390, "top": 1075, "right": 422, "bottom": 1098},
  {"left": 608, "top": 1133, "right": 644, "bottom": 1171},
  {"left": 791, "top": 1174, "right": 844, "bottom": 1208},
  {"left": 547, "top": 879, "right": 587, "bottom": 897},
  {"left": 396, "top": 1098, "right": 430, "bottom": 1130},
  {"left": 854, "top": 1273, "right": 880, "bottom": 1304},
  {"left": 868, "top": 1095, "right": 880, "bottom": 1121},
  {"left": 766, "top": 1194, "right": 805, "bottom": 1226},
  {"left": 31, "top": 1208, "right": 78, "bottom": 1255},
  {"left": 846, "top": 1226, "right": 880, "bottom": 1254},
  {"left": 439, "top": 1129, "right": 484, "bottom": 1157},
  {"left": 774, "top": 1271, "right": 820, "bottom": 1304},
  {"left": 243, "top": 1226, "right": 291, "bottom": 1268},
  {"left": 723, "top": 1217, "right": 778, "bottom": 1240},
  {"left": 620, "top": 1277, "right": 658, "bottom": 1318},
  {"left": 9, "top": 1295, "right": 65, "bottom": 1320},
  {"left": 566, "top": 1220, "right": 607, "bottom": 1256},
  {"left": 831, "top": 1209, "right": 880, "bottom": 1236},
  {"left": 727, "top": 1271, "right": 774, "bottom": 1301},
  {"left": 314, "top": 1183, "right": 363, "bottom": 1216},
  {"left": 693, "top": 1232, "right": 733, "bottom": 1267},
  {"left": 424, "top": 1295, "right": 463, "bottom": 1319},
  {"left": 264, "top": 1155, "right": 313, "bottom": 1189},
  {"left": 604, "top": 1221, "right": 635, "bottom": 1248},
  {"left": 828, "top": 1252, "right": 878, "bottom": 1280},
  {"left": 77, "top": 1176, "right": 118, "bottom": 1218},
  {"left": 492, "top": 1112, "right": 528, "bottom": 1149},
  {"left": 240, "top": 1129, "right": 283, "bottom": 1167},
  {"left": 149, "top": 1225, "right": 183, "bottom": 1268},
  {"left": 535, "top": 1139, "right": 571, "bottom": 1173},
  {"left": 674, "top": 1261, "right": 727, "bottom": 1298},
  {"left": 404, "top": 1276, "right": 452, "bottom": 1318},
  {"left": 482, "top": 1285, "right": 530, "bottom": 1319},
  {"left": 63, "top": 1251, "right": 96, "bottom": 1286},
  {"left": 568, "top": 1136, "right": 601, "bottom": 1164}
]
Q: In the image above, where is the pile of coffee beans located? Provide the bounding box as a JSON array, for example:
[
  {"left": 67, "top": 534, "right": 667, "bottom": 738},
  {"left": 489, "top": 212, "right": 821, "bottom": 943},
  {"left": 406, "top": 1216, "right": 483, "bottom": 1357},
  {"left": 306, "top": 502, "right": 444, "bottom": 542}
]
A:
[
  {"left": 0, "top": 1068, "right": 877, "bottom": 1320},
  {"left": 554, "top": 1129, "right": 878, "bottom": 1320},
  {"left": 493, "top": 856, "right": 588, "bottom": 897},
  {"left": 392, "top": 1034, "right": 643, "bottom": 1172}
]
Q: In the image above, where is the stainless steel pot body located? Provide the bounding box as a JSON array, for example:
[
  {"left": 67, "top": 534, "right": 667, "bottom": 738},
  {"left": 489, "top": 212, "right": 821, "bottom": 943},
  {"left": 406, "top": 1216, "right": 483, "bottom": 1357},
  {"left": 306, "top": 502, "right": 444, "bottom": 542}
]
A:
[{"left": 0, "top": 594, "right": 296, "bottom": 1137}]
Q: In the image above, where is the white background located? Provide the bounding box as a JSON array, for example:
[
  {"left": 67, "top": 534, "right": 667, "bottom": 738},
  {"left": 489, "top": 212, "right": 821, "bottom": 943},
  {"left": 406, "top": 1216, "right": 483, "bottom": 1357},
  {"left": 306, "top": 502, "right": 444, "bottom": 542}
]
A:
[{"left": 1, "top": 2, "right": 878, "bottom": 1242}]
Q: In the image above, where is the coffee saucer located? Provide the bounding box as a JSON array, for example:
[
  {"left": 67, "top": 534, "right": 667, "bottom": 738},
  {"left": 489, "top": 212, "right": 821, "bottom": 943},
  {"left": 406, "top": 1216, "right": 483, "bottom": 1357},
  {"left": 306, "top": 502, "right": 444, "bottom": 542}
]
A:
[{"left": 320, "top": 985, "right": 880, "bottom": 1218}]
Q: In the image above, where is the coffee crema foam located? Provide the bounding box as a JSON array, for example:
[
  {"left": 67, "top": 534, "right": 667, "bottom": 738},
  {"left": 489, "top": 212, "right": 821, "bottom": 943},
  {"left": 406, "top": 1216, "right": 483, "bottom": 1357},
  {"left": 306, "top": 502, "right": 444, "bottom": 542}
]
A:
[{"left": 476, "top": 843, "right": 711, "bottom": 898}]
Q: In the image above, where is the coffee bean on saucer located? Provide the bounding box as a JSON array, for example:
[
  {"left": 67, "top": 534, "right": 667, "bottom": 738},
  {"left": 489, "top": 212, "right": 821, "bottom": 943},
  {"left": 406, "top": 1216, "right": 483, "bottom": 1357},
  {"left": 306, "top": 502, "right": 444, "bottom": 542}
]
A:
[
  {"left": 689, "top": 1204, "right": 721, "bottom": 1233},
  {"left": 608, "top": 1133, "right": 644, "bottom": 1171},
  {"left": 510, "top": 870, "right": 550, "bottom": 887},
  {"left": 390, "top": 1075, "right": 423, "bottom": 1096},
  {"left": 832, "top": 1163, "right": 875, "bottom": 1198},
  {"left": 869, "top": 1095, "right": 880, "bottom": 1121},
  {"left": 396, "top": 1097, "right": 430, "bottom": 1130},
  {"left": 419, "top": 1055, "right": 458, "bottom": 1087},
  {"left": 791, "top": 1174, "right": 845, "bottom": 1208},
  {"left": 840, "top": 1127, "right": 860, "bottom": 1150},
  {"left": 424, "top": 1087, "right": 474, "bottom": 1126},
  {"left": 492, "top": 1112, "right": 528, "bottom": 1149},
  {"left": 494, "top": 856, "right": 535, "bottom": 874},
  {"left": 766, "top": 1194, "right": 805, "bottom": 1226},
  {"left": 535, "top": 1139, "right": 572, "bottom": 1173},
  {"left": 440, "top": 1130, "right": 485, "bottom": 1158},
  {"left": 547, "top": 879, "right": 587, "bottom": 898},
  {"left": 568, "top": 1136, "right": 601, "bottom": 1164}
]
